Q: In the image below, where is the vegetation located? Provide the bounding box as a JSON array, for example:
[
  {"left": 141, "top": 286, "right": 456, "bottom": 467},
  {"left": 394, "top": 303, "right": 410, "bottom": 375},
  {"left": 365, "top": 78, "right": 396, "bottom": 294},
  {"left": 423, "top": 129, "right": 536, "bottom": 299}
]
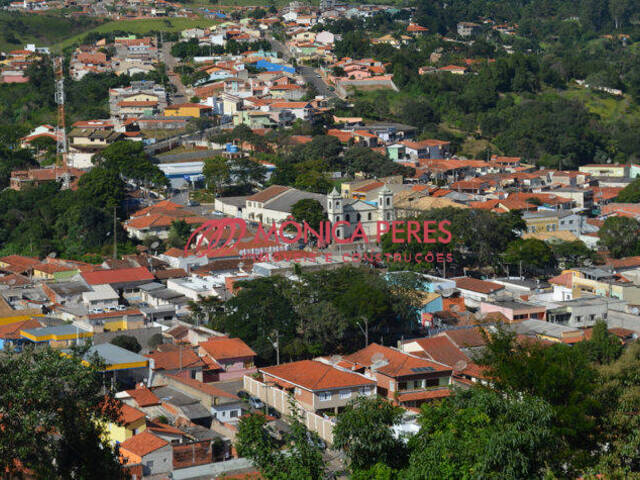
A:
[
  {"left": 110, "top": 335, "right": 142, "bottom": 353},
  {"left": 0, "top": 346, "right": 124, "bottom": 479}
]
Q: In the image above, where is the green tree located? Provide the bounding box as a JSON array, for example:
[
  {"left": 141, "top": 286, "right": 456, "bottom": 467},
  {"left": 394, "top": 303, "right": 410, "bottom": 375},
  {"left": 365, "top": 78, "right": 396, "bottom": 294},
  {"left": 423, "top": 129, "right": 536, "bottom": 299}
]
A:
[
  {"left": 236, "top": 404, "right": 326, "bottom": 479},
  {"left": 478, "top": 327, "right": 600, "bottom": 471},
  {"left": 110, "top": 334, "right": 142, "bottom": 353},
  {"left": 94, "top": 141, "right": 168, "bottom": 187},
  {"left": 333, "top": 396, "right": 407, "bottom": 471},
  {"left": 290, "top": 198, "right": 327, "bottom": 231},
  {"left": 148, "top": 332, "right": 164, "bottom": 350},
  {"left": 187, "top": 296, "right": 224, "bottom": 328},
  {"left": 76, "top": 166, "right": 126, "bottom": 211},
  {"left": 578, "top": 319, "right": 623, "bottom": 365},
  {"left": 294, "top": 170, "right": 333, "bottom": 194},
  {"left": 616, "top": 178, "right": 640, "bottom": 203},
  {"left": 551, "top": 240, "right": 596, "bottom": 268},
  {"left": 403, "top": 388, "right": 561, "bottom": 479},
  {"left": 598, "top": 216, "right": 640, "bottom": 258},
  {"left": 0, "top": 347, "right": 124, "bottom": 479},
  {"left": 167, "top": 219, "right": 192, "bottom": 248},
  {"left": 203, "top": 156, "right": 230, "bottom": 195},
  {"left": 503, "top": 238, "right": 556, "bottom": 274}
]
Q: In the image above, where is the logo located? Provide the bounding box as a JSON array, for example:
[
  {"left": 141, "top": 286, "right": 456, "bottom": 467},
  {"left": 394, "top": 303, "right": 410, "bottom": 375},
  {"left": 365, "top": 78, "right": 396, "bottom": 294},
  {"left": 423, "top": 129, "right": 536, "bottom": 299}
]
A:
[{"left": 185, "top": 218, "right": 454, "bottom": 264}]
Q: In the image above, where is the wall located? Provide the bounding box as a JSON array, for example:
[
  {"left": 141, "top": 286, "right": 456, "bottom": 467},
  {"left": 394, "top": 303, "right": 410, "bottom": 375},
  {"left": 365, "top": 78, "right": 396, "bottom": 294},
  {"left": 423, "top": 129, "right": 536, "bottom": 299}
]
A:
[
  {"left": 243, "top": 376, "right": 335, "bottom": 444},
  {"left": 142, "top": 444, "right": 173, "bottom": 476},
  {"left": 93, "top": 326, "right": 162, "bottom": 354}
]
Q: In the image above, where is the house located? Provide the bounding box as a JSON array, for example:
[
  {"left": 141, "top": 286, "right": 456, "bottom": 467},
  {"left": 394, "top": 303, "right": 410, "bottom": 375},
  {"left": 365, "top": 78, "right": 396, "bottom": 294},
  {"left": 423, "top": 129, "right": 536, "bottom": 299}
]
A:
[
  {"left": 243, "top": 185, "right": 326, "bottom": 226},
  {"left": 198, "top": 336, "right": 257, "bottom": 382},
  {"left": 67, "top": 128, "right": 124, "bottom": 168},
  {"left": 401, "top": 139, "right": 450, "bottom": 160},
  {"left": 81, "top": 267, "right": 155, "bottom": 292},
  {"left": 579, "top": 164, "right": 630, "bottom": 178},
  {"left": 106, "top": 403, "right": 147, "bottom": 444},
  {"left": 342, "top": 343, "right": 452, "bottom": 408},
  {"left": 457, "top": 22, "right": 481, "bottom": 37},
  {"left": 159, "top": 374, "right": 243, "bottom": 424},
  {"left": 10, "top": 167, "right": 85, "bottom": 191},
  {"left": 0, "top": 318, "right": 42, "bottom": 351},
  {"left": 119, "top": 431, "right": 172, "bottom": 477},
  {"left": 146, "top": 348, "right": 205, "bottom": 381},
  {"left": 164, "top": 103, "right": 213, "bottom": 118},
  {"left": 454, "top": 277, "right": 506, "bottom": 307},
  {"left": 124, "top": 201, "right": 208, "bottom": 240},
  {"left": 479, "top": 300, "right": 547, "bottom": 323},
  {"left": 259, "top": 359, "right": 377, "bottom": 414}
]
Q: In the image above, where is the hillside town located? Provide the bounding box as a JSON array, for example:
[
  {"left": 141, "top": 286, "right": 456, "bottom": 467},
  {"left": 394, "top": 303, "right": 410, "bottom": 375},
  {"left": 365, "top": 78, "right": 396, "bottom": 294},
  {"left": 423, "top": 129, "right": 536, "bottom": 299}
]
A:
[{"left": 5, "top": 0, "right": 640, "bottom": 479}]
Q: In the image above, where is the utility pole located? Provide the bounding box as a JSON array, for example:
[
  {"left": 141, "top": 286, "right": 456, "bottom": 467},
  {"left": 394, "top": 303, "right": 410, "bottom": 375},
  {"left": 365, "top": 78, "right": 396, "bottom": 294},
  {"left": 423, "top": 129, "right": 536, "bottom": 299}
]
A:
[
  {"left": 113, "top": 206, "right": 117, "bottom": 260},
  {"left": 358, "top": 316, "right": 369, "bottom": 347}
]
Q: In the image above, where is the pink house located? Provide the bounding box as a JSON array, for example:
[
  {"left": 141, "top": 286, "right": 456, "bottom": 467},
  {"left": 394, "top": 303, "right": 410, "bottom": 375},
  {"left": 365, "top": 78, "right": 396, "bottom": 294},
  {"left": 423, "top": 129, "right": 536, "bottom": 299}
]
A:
[
  {"left": 479, "top": 300, "right": 546, "bottom": 323},
  {"left": 198, "top": 336, "right": 257, "bottom": 382}
]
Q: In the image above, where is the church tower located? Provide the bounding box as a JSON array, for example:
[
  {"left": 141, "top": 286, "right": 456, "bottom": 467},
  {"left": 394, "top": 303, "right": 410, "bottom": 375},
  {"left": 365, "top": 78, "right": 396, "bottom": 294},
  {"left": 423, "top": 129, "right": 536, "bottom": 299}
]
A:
[
  {"left": 377, "top": 185, "right": 394, "bottom": 222},
  {"left": 327, "top": 187, "right": 345, "bottom": 240}
]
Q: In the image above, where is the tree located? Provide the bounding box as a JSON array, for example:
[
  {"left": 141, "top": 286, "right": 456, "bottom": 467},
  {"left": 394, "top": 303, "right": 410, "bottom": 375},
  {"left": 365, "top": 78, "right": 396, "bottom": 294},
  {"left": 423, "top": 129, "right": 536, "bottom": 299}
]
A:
[
  {"left": 187, "top": 296, "right": 224, "bottom": 327},
  {"left": 76, "top": 166, "right": 126, "bottom": 211},
  {"left": 168, "top": 219, "right": 192, "bottom": 248},
  {"left": 203, "top": 156, "right": 230, "bottom": 195},
  {"left": 148, "top": 333, "right": 164, "bottom": 349},
  {"left": 294, "top": 170, "right": 333, "bottom": 194},
  {"left": 403, "top": 388, "right": 561, "bottom": 479},
  {"left": 290, "top": 198, "right": 327, "bottom": 231},
  {"left": 503, "top": 238, "right": 556, "bottom": 274},
  {"left": 333, "top": 396, "right": 407, "bottom": 471},
  {"left": 0, "top": 347, "right": 124, "bottom": 479},
  {"left": 236, "top": 404, "right": 326, "bottom": 479},
  {"left": 477, "top": 327, "right": 600, "bottom": 471},
  {"left": 598, "top": 216, "right": 640, "bottom": 258},
  {"left": 94, "top": 141, "right": 168, "bottom": 187},
  {"left": 577, "top": 319, "right": 623, "bottom": 365},
  {"left": 110, "top": 335, "right": 142, "bottom": 353},
  {"left": 616, "top": 178, "right": 640, "bottom": 203},
  {"left": 551, "top": 240, "right": 596, "bottom": 268}
]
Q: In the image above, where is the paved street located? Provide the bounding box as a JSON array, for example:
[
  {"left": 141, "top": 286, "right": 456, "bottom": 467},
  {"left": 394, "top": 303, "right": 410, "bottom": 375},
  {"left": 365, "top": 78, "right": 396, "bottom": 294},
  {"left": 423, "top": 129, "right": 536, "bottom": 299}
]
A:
[
  {"left": 267, "top": 36, "right": 338, "bottom": 99},
  {"left": 161, "top": 41, "right": 188, "bottom": 102}
]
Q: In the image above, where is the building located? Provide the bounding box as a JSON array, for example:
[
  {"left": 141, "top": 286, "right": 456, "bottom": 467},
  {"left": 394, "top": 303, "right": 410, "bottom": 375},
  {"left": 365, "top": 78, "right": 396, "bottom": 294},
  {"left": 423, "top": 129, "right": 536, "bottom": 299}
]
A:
[
  {"left": 119, "top": 431, "right": 173, "bottom": 477},
  {"left": 259, "top": 359, "right": 377, "bottom": 414},
  {"left": 326, "top": 186, "right": 394, "bottom": 241},
  {"left": 198, "top": 336, "right": 257, "bottom": 382},
  {"left": 454, "top": 277, "right": 506, "bottom": 308},
  {"left": 243, "top": 185, "right": 326, "bottom": 226},
  {"left": 457, "top": 22, "right": 481, "bottom": 37},
  {"left": 342, "top": 344, "right": 452, "bottom": 408},
  {"left": 579, "top": 164, "right": 630, "bottom": 178},
  {"left": 10, "top": 167, "right": 85, "bottom": 191},
  {"left": 106, "top": 403, "right": 147, "bottom": 444},
  {"left": 146, "top": 348, "right": 205, "bottom": 381},
  {"left": 164, "top": 103, "right": 213, "bottom": 118},
  {"left": 479, "top": 300, "right": 547, "bottom": 323}
]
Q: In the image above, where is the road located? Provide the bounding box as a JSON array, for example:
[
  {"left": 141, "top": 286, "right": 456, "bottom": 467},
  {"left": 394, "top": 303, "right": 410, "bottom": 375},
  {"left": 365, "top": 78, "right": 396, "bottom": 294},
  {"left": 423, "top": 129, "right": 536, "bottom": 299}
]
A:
[
  {"left": 267, "top": 36, "right": 338, "bottom": 99},
  {"left": 160, "top": 41, "right": 188, "bottom": 103}
]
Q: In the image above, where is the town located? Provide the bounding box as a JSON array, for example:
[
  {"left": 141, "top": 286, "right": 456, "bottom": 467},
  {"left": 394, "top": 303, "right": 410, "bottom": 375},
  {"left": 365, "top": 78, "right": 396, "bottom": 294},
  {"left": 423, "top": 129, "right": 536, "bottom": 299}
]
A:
[{"left": 2, "top": 0, "right": 640, "bottom": 478}]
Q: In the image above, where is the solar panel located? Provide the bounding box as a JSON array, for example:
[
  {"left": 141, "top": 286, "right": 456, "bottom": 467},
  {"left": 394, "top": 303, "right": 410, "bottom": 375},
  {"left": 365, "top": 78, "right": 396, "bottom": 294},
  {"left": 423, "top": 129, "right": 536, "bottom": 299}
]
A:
[{"left": 411, "top": 367, "right": 434, "bottom": 373}]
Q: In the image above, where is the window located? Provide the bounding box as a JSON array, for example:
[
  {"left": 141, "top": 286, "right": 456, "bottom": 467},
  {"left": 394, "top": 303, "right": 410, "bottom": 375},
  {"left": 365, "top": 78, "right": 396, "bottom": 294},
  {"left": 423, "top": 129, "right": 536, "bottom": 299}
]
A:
[
  {"left": 345, "top": 214, "right": 350, "bottom": 222},
  {"left": 318, "top": 391, "right": 332, "bottom": 401},
  {"left": 368, "top": 212, "right": 372, "bottom": 221},
  {"left": 357, "top": 213, "right": 361, "bottom": 221},
  {"left": 425, "top": 378, "right": 439, "bottom": 388},
  {"left": 360, "top": 386, "right": 372, "bottom": 396},
  {"left": 146, "top": 461, "right": 154, "bottom": 469},
  {"left": 231, "top": 410, "right": 238, "bottom": 418},
  {"left": 339, "top": 390, "right": 351, "bottom": 399},
  {"left": 398, "top": 382, "right": 407, "bottom": 391},
  {"left": 191, "top": 370, "right": 197, "bottom": 379},
  {"left": 386, "top": 198, "right": 390, "bottom": 206}
]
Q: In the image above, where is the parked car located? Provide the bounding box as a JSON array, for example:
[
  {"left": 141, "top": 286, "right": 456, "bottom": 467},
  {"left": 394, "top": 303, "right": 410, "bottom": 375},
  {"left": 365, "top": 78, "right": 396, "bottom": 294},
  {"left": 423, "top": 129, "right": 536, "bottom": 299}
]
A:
[
  {"left": 237, "top": 391, "right": 250, "bottom": 400},
  {"left": 249, "top": 396, "right": 265, "bottom": 409}
]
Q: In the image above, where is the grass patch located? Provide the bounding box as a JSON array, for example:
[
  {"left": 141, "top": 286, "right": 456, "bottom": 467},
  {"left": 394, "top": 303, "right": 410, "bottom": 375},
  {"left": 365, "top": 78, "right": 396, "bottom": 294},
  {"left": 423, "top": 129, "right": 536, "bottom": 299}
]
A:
[
  {"left": 156, "top": 145, "right": 201, "bottom": 156},
  {"left": 190, "top": 190, "right": 216, "bottom": 203},
  {"left": 141, "top": 128, "right": 187, "bottom": 140},
  {"left": 0, "top": 12, "right": 102, "bottom": 53},
  {"left": 562, "top": 85, "right": 640, "bottom": 123},
  {"left": 54, "top": 17, "right": 219, "bottom": 51}
]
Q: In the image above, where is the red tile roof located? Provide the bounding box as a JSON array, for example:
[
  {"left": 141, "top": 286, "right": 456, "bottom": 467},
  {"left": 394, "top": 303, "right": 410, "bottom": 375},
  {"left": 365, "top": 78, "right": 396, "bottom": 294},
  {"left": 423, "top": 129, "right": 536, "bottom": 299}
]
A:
[
  {"left": 81, "top": 267, "right": 154, "bottom": 285},
  {"left": 120, "top": 431, "right": 168, "bottom": 457},
  {"left": 145, "top": 349, "right": 205, "bottom": 371},
  {"left": 0, "top": 318, "right": 42, "bottom": 339},
  {"left": 126, "top": 385, "right": 160, "bottom": 407},
  {"left": 199, "top": 336, "right": 256, "bottom": 360},
  {"left": 260, "top": 360, "right": 375, "bottom": 391},
  {"left": 118, "top": 403, "right": 146, "bottom": 425},
  {"left": 405, "top": 336, "right": 470, "bottom": 368},
  {"left": 397, "top": 388, "right": 451, "bottom": 402},
  {"left": 454, "top": 277, "right": 504, "bottom": 294},
  {"left": 438, "top": 328, "right": 486, "bottom": 349},
  {"left": 344, "top": 344, "right": 451, "bottom": 378}
]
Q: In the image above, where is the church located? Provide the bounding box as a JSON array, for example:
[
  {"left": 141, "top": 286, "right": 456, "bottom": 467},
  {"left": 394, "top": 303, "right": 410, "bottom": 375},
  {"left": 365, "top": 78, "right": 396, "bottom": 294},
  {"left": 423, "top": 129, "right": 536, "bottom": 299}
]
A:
[{"left": 326, "top": 186, "right": 395, "bottom": 241}]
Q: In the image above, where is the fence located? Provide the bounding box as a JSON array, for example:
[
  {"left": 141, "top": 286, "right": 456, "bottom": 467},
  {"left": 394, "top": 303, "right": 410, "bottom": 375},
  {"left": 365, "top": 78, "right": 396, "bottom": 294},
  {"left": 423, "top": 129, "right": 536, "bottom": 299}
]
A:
[{"left": 243, "top": 375, "right": 335, "bottom": 444}]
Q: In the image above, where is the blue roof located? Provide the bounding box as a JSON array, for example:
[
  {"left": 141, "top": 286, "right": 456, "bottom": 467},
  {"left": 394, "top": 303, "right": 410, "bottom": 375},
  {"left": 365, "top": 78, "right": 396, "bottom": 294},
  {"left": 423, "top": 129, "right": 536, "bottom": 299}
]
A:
[{"left": 252, "top": 60, "right": 295, "bottom": 74}]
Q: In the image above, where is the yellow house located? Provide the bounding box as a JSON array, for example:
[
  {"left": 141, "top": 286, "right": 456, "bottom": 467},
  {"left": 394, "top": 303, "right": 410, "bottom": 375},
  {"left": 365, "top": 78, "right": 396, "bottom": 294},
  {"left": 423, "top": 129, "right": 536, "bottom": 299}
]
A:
[
  {"left": 87, "top": 309, "right": 146, "bottom": 332},
  {"left": 106, "top": 403, "right": 147, "bottom": 444},
  {"left": 523, "top": 213, "right": 560, "bottom": 234},
  {"left": 579, "top": 164, "right": 629, "bottom": 178},
  {"left": 559, "top": 268, "right": 640, "bottom": 303},
  {"left": 164, "top": 103, "right": 213, "bottom": 118},
  {"left": 20, "top": 325, "right": 93, "bottom": 349}
]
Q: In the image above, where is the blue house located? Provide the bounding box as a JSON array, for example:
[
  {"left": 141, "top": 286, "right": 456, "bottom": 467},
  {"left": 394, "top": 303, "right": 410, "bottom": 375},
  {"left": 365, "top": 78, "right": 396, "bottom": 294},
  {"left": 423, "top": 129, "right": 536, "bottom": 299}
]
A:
[{"left": 252, "top": 60, "right": 295, "bottom": 74}]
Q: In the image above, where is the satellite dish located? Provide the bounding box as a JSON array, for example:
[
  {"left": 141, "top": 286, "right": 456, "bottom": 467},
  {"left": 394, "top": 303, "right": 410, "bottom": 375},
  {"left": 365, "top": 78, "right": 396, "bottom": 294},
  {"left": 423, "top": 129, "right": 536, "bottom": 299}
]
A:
[
  {"left": 8, "top": 279, "right": 16, "bottom": 286},
  {"left": 150, "top": 241, "right": 160, "bottom": 250},
  {"left": 454, "top": 360, "right": 468, "bottom": 372},
  {"left": 48, "top": 252, "right": 57, "bottom": 258}
]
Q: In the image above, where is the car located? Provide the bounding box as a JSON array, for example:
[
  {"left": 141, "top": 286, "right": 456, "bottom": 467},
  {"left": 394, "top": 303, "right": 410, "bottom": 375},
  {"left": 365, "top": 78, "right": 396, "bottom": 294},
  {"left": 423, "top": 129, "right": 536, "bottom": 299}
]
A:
[
  {"left": 116, "top": 305, "right": 127, "bottom": 311},
  {"left": 316, "top": 74, "right": 321, "bottom": 78},
  {"left": 187, "top": 200, "right": 200, "bottom": 207},
  {"left": 237, "top": 391, "right": 250, "bottom": 400},
  {"left": 249, "top": 396, "right": 265, "bottom": 409}
]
